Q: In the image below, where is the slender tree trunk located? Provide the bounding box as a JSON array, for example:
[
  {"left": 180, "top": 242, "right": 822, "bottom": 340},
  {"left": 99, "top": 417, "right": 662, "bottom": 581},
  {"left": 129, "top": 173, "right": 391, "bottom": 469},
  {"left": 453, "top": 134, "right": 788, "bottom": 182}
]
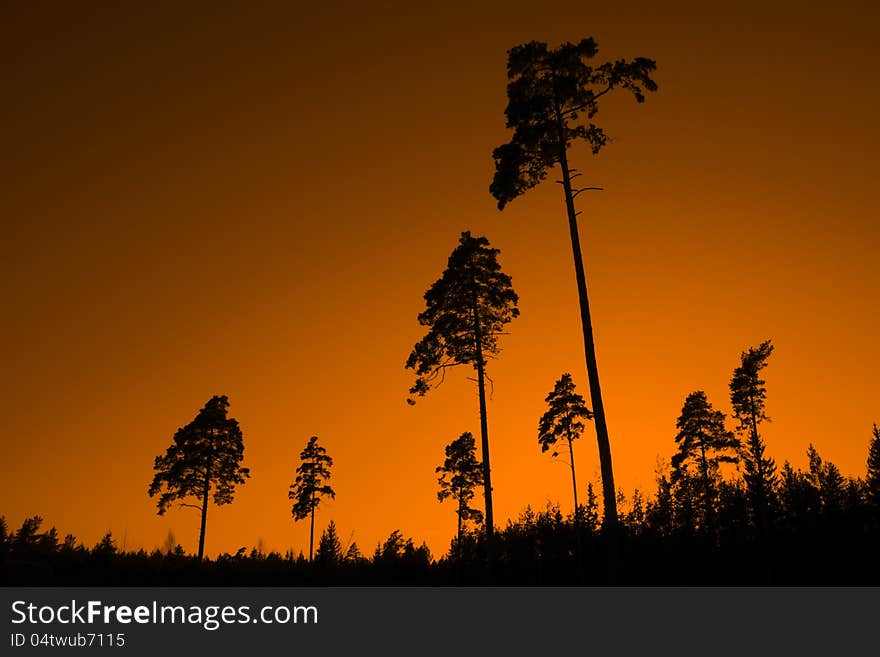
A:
[
  {"left": 555, "top": 118, "right": 620, "bottom": 557},
  {"left": 198, "top": 473, "right": 210, "bottom": 561},
  {"left": 309, "top": 491, "right": 316, "bottom": 562},
  {"left": 456, "top": 489, "right": 463, "bottom": 558},
  {"left": 747, "top": 392, "right": 769, "bottom": 538},
  {"left": 456, "top": 492, "right": 464, "bottom": 584},
  {"left": 476, "top": 349, "right": 494, "bottom": 578},
  {"left": 198, "top": 429, "right": 216, "bottom": 562},
  {"left": 748, "top": 403, "right": 774, "bottom": 582},
  {"left": 568, "top": 436, "right": 584, "bottom": 584},
  {"left": 698, "top": 441, "right": 715, "bottom": 540},
  {"left": 471, "top": 271, "right": 495, "bottom": 580},
  {"left": 198, "top": 458, "right": 212, "bottom": 561}
]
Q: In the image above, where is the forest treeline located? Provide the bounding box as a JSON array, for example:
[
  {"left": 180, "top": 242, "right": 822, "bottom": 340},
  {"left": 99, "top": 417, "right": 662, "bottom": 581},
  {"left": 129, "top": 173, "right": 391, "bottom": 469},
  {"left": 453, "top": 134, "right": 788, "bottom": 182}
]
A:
[{"left": 3, "top": 421, "right": 879, "bottom": 585}]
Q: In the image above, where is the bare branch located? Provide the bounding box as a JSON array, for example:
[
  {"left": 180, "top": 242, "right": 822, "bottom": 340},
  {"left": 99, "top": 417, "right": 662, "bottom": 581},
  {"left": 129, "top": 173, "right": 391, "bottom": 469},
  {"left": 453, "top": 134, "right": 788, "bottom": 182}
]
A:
[{"left": 572, "top": 186, "right": 604, "bottom": 199}]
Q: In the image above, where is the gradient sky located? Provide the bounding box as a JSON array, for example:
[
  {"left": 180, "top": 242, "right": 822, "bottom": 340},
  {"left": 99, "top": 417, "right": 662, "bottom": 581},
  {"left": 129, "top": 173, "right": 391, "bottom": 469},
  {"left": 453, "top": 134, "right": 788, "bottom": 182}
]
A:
[{"left": 2, "top": 1, "right": 878, "bottom": 559}]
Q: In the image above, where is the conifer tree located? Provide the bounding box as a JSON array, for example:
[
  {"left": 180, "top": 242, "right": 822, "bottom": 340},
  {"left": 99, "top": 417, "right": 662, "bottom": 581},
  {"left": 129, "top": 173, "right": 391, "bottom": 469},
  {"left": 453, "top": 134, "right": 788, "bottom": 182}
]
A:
[
  {"left": 537, "top": 373, "right": 592, "bottom": 581},
  {"left": 490, "top": 38, "right": 657, "bottom": 535},
  {"left": 807, "top": 444, "right": 846, "bottom": 519},
  {"left": 407, "top": 231, "right": 519, "bottom": 573},
  {"left": 436, "top": 432, "right": 484, "bottom": 565},
  {"left": 289, "top": 436, "right": 335, "bottom": 562},
  {"left": 729, "top": 340, "right": 778, "bottom": 534},
  {"left": 344, "top": 541, "right": 364, "bottom": 564},
  {"left": 867, "top": 424, "right": 880, "bottom": 515},
  {"left": 149, "top": 395, "right": 249, "bottom": 560},
  {"left": 315, "top": 520, "right": 343, "bottom": 567},
  {"left": 671, "top": 390, "right": 739, "bottom": 532},
  {"left": 583, "top": 483, "right": 601, "bottom": 534}
]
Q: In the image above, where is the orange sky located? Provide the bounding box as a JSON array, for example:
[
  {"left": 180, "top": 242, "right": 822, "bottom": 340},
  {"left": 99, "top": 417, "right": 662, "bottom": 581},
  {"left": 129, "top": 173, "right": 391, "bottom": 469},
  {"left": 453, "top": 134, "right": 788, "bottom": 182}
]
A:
[{"left": 2, "top": 1, "right": 878, "bottom": 559}]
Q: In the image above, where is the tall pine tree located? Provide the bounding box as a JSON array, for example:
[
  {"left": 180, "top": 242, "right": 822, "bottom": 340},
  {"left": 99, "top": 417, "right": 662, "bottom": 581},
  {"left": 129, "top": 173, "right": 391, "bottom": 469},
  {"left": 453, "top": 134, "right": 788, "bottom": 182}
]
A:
[
  {"left": 490, "top": 39, "right": 657, "bottom": 538},
  {"left": 289, "top": 436, "right": 335, "bottom": 562},
  {"left": 406, "top": 231, "right": 519, "bottom": 575}
]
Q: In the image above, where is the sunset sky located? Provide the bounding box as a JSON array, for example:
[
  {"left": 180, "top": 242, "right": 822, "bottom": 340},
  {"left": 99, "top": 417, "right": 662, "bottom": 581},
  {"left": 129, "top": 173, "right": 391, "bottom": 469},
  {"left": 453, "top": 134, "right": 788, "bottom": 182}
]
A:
[{"left": 2, "top": 1, "right": 878, "bottom": 559}]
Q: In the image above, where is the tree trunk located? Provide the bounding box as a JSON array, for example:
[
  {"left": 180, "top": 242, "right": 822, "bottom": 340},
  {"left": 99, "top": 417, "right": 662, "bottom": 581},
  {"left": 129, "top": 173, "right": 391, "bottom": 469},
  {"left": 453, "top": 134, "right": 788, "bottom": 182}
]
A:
[
  {"left": 568, "top": 436, "right": 585, "bottom": 584},
  {"left": 198, "top": 429, "right": 215, "bottom": 561},
  {"left": 555, "top": 125, "right": 619, "bottom": 542},
  {"left": 456, "top": 491, "right": 464, "bottom": 584},
  {"left": 471, "top": 270, "right": 495, "bottom": 580},
  {"left": 746, "top": 395, "right": 773, "bottom": 583},
  {"left": 198, "top": 463, "right": 211, "bottom": 561},
  {"left": 309, "top": 491, "right": 316, "bottom": 562},
  {"left": 748, "top": 392, "right": 768, "bottom": 538},
  {"left": 698, "top": 441, "right": 715, "bottom": 538},
  {"left": 456, "top": 489, "right": 464, "bottom": 558}
]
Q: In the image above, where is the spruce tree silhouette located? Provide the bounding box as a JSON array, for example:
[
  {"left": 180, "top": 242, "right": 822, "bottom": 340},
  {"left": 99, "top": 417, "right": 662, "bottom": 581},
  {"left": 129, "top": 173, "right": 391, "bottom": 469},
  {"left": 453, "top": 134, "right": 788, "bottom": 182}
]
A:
[
  {"left": 671, "top": 391, "right": 740, "bottom": 535},
  {"left": 729, "top": 340, "right": 778, "bottom": 538},
  {"left": 289, "top": 435, "right": 335, "bottom": 562},
  {"left": 867, "top": 424, "right": 880, "bottom": 517},
  {"left": 406, "top": 231, "right": 519, "bottom": 577},
  {"left": 807, "top": 444, "right": 846, "bottom": 520},
  {"left": 490, "top": 39, "right": 657, "bottom": 543},
  {"left": 149, "top": 395, "right": 250, "bottom": 560},
  {"left": 537, "top": 373, "right": 592, "bottom": 583},
  {"left": 314, "top": 520, "right": 343, "bottom": 567}
]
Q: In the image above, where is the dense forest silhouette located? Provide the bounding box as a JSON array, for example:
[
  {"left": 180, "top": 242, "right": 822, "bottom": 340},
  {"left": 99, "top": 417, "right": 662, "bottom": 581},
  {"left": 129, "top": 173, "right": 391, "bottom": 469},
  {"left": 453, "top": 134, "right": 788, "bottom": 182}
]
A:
[
  {"left": 4, "top": 419, "right": 880, "bottom": 584},
  {"left": 4, "top": 37, "right": 878, "bottom": 587}
]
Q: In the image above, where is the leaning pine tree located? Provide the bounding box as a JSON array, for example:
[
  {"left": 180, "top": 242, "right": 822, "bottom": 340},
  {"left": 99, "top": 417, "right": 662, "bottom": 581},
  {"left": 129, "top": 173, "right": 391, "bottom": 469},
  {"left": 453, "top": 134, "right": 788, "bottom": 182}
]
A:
[
  {"left": 729, "top": 340, "right": 778, "bottom": 537},
  {"left": 490, "top": 38, "right": 657, "bottom": 535},
  {"left": 407, "top": 231, "right": 519, "bottom": 575}
]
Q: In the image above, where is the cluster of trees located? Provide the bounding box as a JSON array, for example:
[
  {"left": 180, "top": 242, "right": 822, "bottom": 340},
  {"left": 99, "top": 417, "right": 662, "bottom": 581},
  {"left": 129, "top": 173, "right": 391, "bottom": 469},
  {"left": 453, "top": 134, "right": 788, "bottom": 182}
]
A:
[
  {"left": 0, "top": 515, "right": 433, "bottom": 585},
  {"left": 6, "top": 38, "right": 876, "bottom": 586},
  {"left": 4, "top": 37, "right": 663, "bottom": 582},
  {"left": 5, "top": 414, "right": 878, "bottom": 584},
  {"left": 426, "top": 336, "right": 880, "bottom": 584},
  {"left": 405, "top": 38, "right": 658, "bottom": 580},
  {"left": 148, "top": 396, "right": 339, "bottom": 564},
  {"left": 4, "top": 331, "right": 877, "bottom": 585}
]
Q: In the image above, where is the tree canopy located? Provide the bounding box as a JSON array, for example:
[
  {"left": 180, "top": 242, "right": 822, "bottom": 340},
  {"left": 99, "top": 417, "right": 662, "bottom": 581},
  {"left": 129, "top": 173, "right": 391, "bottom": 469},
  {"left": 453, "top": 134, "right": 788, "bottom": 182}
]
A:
[
  {"left": 672, "top": 390, "right": 739, "bottom": 484},
  {"left": 405, "top": 231, "right": 519, "bottom": 402},
  {"left": 730, "top": 340, "right": 774, "bottom": 434},
  {"left": 490, "top": 38, "right": 657, "bottom": 210},
  {"left": 436, "top": 432, "right": 485, "bottom": 527},
  {"left": 538, "top": 373, "right": 593, "bottom": 456}
]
